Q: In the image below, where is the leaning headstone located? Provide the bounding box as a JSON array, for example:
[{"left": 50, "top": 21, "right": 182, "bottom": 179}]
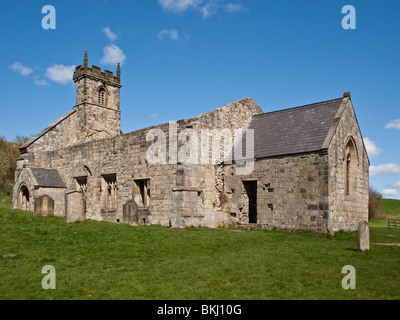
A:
[
  {"left": 34, "top": 195, "right": 54, "bottom": 217},
  {"left": 123, "top": 200, "right": 139, "bottom": 226},
  {"left": 65, "top": 191, "right": 85, "bottom": 223},
  {"left": 357, "top": 221, "right": 370, "bottom": 251}
]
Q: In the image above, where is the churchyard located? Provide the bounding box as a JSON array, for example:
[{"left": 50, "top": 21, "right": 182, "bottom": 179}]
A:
[{"left": 1, "top": 195, "right": 399, "bottom": 300}]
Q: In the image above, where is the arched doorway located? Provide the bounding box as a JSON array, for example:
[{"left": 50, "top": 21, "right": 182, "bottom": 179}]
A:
[{"left": 19, "top": 185, "right": 30, "bottom": 210}]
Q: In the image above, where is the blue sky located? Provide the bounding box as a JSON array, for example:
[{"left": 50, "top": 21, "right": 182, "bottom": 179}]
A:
[{"left": 1, "top": 0, "right": 400, "bottom": 199}]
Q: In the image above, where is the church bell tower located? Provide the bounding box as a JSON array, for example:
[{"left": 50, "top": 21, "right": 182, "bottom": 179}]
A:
[{"left": 72, "top": 51, "right": 122, "bottom": 143}]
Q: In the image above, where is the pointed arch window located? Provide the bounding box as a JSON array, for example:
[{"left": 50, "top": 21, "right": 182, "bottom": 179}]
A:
[
  {"left": 98, "top": 87, "right": 106, "bottom": 105},
  {"left": 344, "top": 138, "right": 358, "bottom": 196}
]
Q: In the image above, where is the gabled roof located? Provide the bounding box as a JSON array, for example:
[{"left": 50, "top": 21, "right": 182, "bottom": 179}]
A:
[
  {"left": 29, "top": 168, "right": 66, "bottom": 188},
  {"left": 243, "top": 97, "right": 344, "bottom": 159}
]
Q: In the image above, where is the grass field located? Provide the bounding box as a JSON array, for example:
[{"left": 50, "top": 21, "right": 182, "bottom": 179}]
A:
[
  {"left": 1, "top": 196, "right": 400, "bottom": 300},
  {"left": 382, "top": 198, "right": 400, "bottom": 218}
]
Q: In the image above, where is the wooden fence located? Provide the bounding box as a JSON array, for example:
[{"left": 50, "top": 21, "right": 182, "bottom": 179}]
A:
[{"left": 388, "top": 219, "right": 398, "bottom": 229}]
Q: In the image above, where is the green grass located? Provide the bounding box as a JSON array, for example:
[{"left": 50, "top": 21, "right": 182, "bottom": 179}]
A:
[
  {"left": 1, "top": 195, "right": 400, "bottom": 300},
  {"left": 382, "top": 199, "right": 400, "bottom": 218}
]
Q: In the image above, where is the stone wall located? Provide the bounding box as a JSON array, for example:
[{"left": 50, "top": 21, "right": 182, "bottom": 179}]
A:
[
  {"left": 326, "top": 98, "right": 369, "bottom": 231},
  {"left": 13, "top": 169, "right": 66, "bottom": 216},
  {"left": 16, "top": 98, "right": 261, "bottom": 228},
  {"left": 223, "top": 152, "right": 330, "bottom": 232},
  {"left": 75, "top": 74, "right": 120, "bottom": 110},
  {"left": 73, "top": 103, "right": 121, "bottom": 143}
]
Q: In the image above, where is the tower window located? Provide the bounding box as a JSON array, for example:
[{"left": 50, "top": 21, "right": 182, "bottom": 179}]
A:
[{"left": 98, "top": 88, "right": 106, "bottom": 105}]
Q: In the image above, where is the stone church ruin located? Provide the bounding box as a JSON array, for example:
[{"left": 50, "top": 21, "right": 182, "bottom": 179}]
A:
[{"left": 13, "top": 52, "right": 369, "bottom": 233}]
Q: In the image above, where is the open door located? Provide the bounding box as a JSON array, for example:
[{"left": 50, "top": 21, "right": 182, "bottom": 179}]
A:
[{"left": 243, "top": 181, "right": 257, "bottom": 224}]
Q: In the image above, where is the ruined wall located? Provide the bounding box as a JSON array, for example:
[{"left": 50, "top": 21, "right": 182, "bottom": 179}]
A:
[
  {"left": 16, "top": 98, "right": 261, "bottom": 228},
  {"left": 327, "top": 98, "right": 369, "bottom": 231},
  {"left": 223, "top": 152, "right": 330, "bottom": 233},
  {"left": 19, "top": 111, "right": 78, "bottom": 157}
]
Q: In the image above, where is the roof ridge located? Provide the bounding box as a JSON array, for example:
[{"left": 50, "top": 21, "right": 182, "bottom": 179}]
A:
[{"left": 253, "top": 97, "right": 343, "bottom": 118}]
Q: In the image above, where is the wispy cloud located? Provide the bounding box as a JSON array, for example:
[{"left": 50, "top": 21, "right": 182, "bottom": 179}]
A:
[
  {"left": 158, "top": 0, "right": 202, "bottom": 13},
  {"left": 149, "top": 113, "right": 158, "bottom": 118},
  {"left": 158, "top": 0, "right": 244, "bottom": 18},
  {"left": 158, "top": 29, "right": 179, "bottom": 41},
  {"left": 101, "top": 44, "right": 126, "bottom": 66},
  {"left": 200, "top": 1, "right": 219, "bottom": 18},
  {"left": 370, "top": 163, "right": 400, "bottom": 176},
  {"left": 45, "top": 64, "right": 75, "bottom": 84},
  {"left": 391, "top": 180, "right": 400, "bottom": 188},
  {"left": 363, "top": 137, "right": 382, "bottom": 158},
  {"left": 386, "top": 118, "right": 400, "bottom": 130},
  {"left": 382, "top": 189, "right": 400, "bottom": 196},
  {"left": 102, "top": 27, "right": 118, "bottom": 41},
  {"left": 224, "top": 3, "right": 244, "bottom": 13},
  {"left": 33, "top": 77, "right": 50, "bottom": 86},
  {"left": 9, "top": 62, "right": 34, "bottom": 76}
]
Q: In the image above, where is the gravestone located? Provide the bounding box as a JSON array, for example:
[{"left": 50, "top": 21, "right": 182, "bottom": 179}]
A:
[
  {"left": 65, "top": 191, "right": 85, "bottom": 223},
  {"left": 34, "top": 195, "right": 54, "bottom": 217},
  {"left": 357, "top": 220, "right": 370, "bottom": 251},
  {"left": 123, "top": 200, "right": 139, "bottom": 225}
]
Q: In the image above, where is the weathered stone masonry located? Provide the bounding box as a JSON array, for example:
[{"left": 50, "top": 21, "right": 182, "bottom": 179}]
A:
[{"left": 13, "top": 52, "right": 369, "bottom": 233}]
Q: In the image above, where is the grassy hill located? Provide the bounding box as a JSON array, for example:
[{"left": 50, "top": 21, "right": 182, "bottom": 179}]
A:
[
  {"left": 1, "top": 195, "right": 399, "bottom": 300},
  {"left": 382, "top": 199, "right": 400, "bottom": 218}
]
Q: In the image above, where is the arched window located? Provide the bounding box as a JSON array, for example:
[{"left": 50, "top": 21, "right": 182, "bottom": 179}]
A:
[
  {"left": 98, "top": 87, "right": 106, "bottom": 105},
  {"left": 344, "top": 138, "right": 358, "bottom": 196}
]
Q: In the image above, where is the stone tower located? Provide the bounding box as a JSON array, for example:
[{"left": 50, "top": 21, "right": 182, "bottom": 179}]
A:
[{"left": 72, "top": 51, "right": 122, "bottom": 143}]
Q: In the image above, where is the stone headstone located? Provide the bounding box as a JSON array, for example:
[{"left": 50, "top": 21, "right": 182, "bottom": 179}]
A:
[
  {"left": 123, "top": 200, "right": 139, "bottom": 225},
  {"left": 357, "top": 221, "right": 370, "bottom": 251},
  {"left": 34, "top": 195, "right": 54, "bottom": 217},
  {"left": 65, "top": 191, "right": 85, "bottom": 223}
]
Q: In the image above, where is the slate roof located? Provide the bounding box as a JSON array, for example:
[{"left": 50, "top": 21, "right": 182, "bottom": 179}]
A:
[
  {"left": 239, "top": 97, "right": 343, "bottom": 159},
  {"left": 29, "top": 168, "right": 66, "bottom": 188}
]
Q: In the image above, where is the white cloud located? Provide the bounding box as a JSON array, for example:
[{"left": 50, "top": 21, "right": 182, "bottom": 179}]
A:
[
  {"left": 363, "top": 138, "right": 382, "bottom": 157},
  {"left": 386, "top": 119, "right": 400, "bottom": 130},
  {"left": 45, "top": 64, "right": 75, "bottom": 84},
  {"left": 102, "top": 27, "right": 117, "bottom": 41},
  {"left": 34, "top": 79, "right": 50, "bottom": 86},
  {"left": 200, "top": 1, "right": 219, "bottom": 18},
  {"left": 149, "top": 113, "right": 158, "bottom": 118},
  {"left": 224, "top": 3, "right": 243, "bottom": 13},
  {"left": 101, "top": 44, "right": 126, "bottom": 66},
  {"left": 158, "top": 0, "right": 243, "bottom": 18},
  {"left": 158, "top": 0, "right": 203, "bottom": 13},
  {"left": 370, "top": 163, "right": 400, "bottom": 176},
  {"left": 382, "top": 189, "right": 400, "bottom": 196},
  {"left": 158, "top": 29, "right": 179, "bottom": 41},
  {"left": 9, "top": 62, "right": 33, "bottom": 76},
  {"left": 389, "top": 180, "right": 400, "bottom": 188}
]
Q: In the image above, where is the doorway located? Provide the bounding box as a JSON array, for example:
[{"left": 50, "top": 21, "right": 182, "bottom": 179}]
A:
[
  {"left": 19, "top": 185, "right": 30, "bottom": 211},
  {"left": 243, "top": 181, "right": 257, "bottom": 224}
]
